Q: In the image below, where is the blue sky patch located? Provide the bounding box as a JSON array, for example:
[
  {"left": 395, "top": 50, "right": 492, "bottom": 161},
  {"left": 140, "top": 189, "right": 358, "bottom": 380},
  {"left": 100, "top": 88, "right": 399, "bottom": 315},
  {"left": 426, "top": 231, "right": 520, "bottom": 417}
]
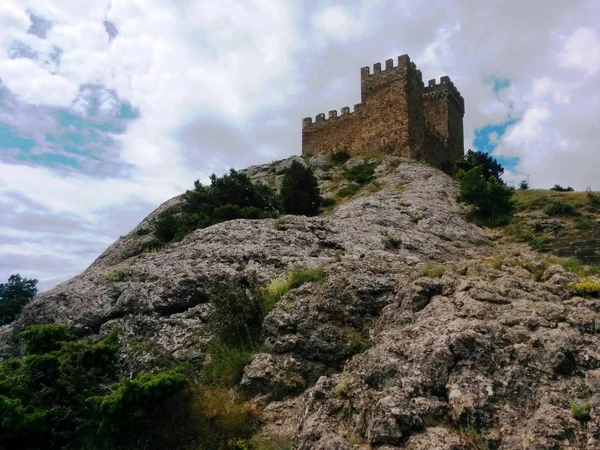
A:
[
  {"left": 485, "top": 76, "right": 510, "bottom": 93},
  {"left": 472, "top": 119, "right": 518, "bottom": 171},
  {"left": 0, "top": 85, "right": 139, "bottom": 176}
]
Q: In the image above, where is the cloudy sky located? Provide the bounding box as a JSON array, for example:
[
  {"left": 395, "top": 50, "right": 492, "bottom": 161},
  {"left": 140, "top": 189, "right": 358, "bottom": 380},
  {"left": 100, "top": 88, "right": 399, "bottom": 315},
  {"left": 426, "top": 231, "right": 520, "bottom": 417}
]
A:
[{"left": 1, "top": 0, "right": 599, "bottom": 291}]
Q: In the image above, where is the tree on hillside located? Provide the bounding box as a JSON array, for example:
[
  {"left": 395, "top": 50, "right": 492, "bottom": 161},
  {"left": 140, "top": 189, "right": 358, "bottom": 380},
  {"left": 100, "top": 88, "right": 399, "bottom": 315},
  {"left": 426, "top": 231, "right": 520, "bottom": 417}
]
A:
[
  {"left": 0, "top": 274, "right": 38, "bottom": 325},
  {"left": 281, "top": 161, "right": 322, "bottom": 216},
  {"left": 457, "top": 149, "right": 504, "bottom": 181},
  {"left": 455, "top": 150, "right": 514, "bottom": 226}
]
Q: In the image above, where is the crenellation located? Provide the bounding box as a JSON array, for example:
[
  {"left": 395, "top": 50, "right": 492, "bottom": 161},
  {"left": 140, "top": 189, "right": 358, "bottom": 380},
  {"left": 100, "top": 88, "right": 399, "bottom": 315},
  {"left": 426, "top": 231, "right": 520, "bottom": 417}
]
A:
[{"left": 302, "top": 53, "right": 464, "bottom": 167}]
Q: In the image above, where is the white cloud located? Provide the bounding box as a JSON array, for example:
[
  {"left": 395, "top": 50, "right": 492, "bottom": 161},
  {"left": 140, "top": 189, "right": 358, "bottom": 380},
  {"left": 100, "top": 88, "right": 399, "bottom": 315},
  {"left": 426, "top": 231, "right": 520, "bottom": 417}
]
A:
[
  {"left": 0, "top": 58, "right": 78, "bottom": 106},
  {"left": 559, "top": 27, "right": 600, "bottom": 76}
]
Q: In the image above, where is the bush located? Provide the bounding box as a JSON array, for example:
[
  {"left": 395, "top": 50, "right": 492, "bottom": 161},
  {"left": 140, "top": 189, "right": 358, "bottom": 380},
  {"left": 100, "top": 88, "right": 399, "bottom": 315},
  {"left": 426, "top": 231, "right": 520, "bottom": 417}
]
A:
[
  {"left": 550, "top": 184, "right": 574, "bottom": 192},
  {"left": 568, "top": 280, "right": 600, "bottom": 297},
  {"left": 329, "top": 150, "right": 351, "bottom": 165},
  {"left": 336, "top": 183, "right": 361, "bottom": 199},
  {"left": 154, "top": 169, "right": 281, "bottom": 243},
  {"left": 456, "top": 164, "right": 514, "bottom": 226},
  {"left": 419, "top": 262, "right": 446, "bottom": 278},
  {"left": 345, "top": 164, "right": 375, "bottom": 185},
  {"left": 519, "top": 176, "right": 530, "bottom": 190},
  {"left": 457, "top": 149, "right": 504, "bottom": 180},
  {"left": 209, "top": 277, "right": 265, "bottom": 348},
  {"left": 570, "top": 401, "right": 591, "bottom": 421},
  {"left": 587, "top": 187, "right": 600, "bottom": 210},
  {"left": 542, "top": 202, "right": 578, "bottom": 216},
  {"left": 262, "top": 267, "right": 326, "bottom": 312},
  {"left": 575, "top": 216, "right": 596, "bottom": 230},
  {"left": 0, "top": 274, "right": 38, "bottom": 326},
  {"left": 281, "top": 161, "right": 322, "bottom": 216}
]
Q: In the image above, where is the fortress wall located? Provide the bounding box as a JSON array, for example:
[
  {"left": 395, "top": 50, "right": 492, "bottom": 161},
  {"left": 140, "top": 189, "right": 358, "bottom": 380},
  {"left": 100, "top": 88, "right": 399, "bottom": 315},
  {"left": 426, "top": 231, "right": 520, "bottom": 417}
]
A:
[
  {"left": 423, "top": 123, "right": 448, "bottom": 168},
  {"left": 302, "top": 105, "right": 364, "bottom": 155},
  {"left": 301, "top": 54, "right": 465, "bottom": 162}
]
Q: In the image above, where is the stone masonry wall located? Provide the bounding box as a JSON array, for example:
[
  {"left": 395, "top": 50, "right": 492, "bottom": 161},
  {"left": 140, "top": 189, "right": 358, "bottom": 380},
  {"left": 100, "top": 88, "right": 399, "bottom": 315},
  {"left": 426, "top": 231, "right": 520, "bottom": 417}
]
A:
[{"left": 301, "top": 54, "right": 465, "bottom": 166}]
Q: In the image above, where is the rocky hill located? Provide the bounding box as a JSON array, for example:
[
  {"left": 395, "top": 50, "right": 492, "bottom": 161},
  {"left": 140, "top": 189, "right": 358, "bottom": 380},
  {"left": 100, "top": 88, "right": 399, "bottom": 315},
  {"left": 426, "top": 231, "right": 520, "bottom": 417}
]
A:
[{"left": 2, "top": 155, "right": 600, "bottom": 449}]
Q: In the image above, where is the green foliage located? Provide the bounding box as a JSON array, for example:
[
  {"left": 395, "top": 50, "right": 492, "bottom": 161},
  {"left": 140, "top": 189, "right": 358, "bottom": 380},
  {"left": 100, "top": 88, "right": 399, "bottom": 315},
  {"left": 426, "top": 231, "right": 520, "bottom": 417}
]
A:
[
  {"left": 329, "top": 150, "right": 351, "bottom": 165},
  {"left": 210, "top": 277, "right": 266, "bottom": 348},
  {"left": 331, "top": 378, "right": 349, "bottom": 398},
  {"left": 0, "top": 325, "right": 120, "bottom": 449},
  {"left": 262, "top": 267, "right": 326, "bottom": 312},
  {"left": 419, "top": 262, "right": 446, "bottom": 278},
  {"left": 202, "top": 341, "right": 256, "bottom": 387},
  {"left": 457, "top": 149, "right": 504, "bottom": 181},
  {"left": 550, "top": 184, "right": 574, "bottom": 192},
  {"left": 335, "top": 183, "right": 361, "bottom": 199},
  {"left": 558, "top": 258, "right": 600, "bottom": 277},
  {"left": 396, "top": 185, "right": 406, "bottom": 195},
  {"left": 346, "top": 328, "right": 370, "bottom": 355},
  {"left": 519, "top": 176, "right": 530, "bottom": 190},
  {"left": 104, "top": 268, "right": 133, "bottom": 282},
  {"left": 456, "top": 163, "right": 515, "bottom": 227},
  {"left": 570, "top": 401, "right": 591, "bottom": 421},
  {"left": 321, "top": 196, "right": 336, "bottom": 207},
  {"left": 542, "top": 202, "right": 578, "bottom": 216},
  {"left": 345, "top": 164, "right": 375, "bottom": 185},
  {"left": 154, "top": 169, "right": 281, "bottom": 243},
  {"left": 281, "top": 161, "right": 322, "bottom": 216},
  {"left": 575, "top": 215, "right": 596, "bottom": 230},
  {"left": 0, "top": 274, "right": 38, "bottom": 326},
  {"left": 88, "top": 369, "right": 188, "bottom": 444},
  {"left": 587, "top": 186, "right": 600, "bottom": 210}
]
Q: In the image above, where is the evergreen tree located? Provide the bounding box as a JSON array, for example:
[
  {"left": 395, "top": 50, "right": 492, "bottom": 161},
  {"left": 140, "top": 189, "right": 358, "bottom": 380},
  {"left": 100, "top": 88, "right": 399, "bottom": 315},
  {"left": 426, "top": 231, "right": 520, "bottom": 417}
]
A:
[
  {"left": 0, "top": 274, "right": 38, "bottom": 325},
  {"left": 281, "top": 161, "right": 322, "bottom": 216}
]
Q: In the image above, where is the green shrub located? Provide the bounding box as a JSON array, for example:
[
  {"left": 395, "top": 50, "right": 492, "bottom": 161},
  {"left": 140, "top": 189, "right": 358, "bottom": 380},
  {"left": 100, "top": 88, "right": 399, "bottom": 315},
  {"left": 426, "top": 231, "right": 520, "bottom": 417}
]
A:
[
  {"left": 0, "top": 274, "right": 38, "bottom": 326},
  {"left": 519, "top": 176, "right": 530, "bottom": 190},
  {"left": 345, "top": 164, "right": 375, "bottom": 185},
  {"left": 570, "top": 401, "right": 591, "bottom": 421},
  {"left": 104, "top": 268, "right": 133, "bottom": 282},
  {"left": 210, "top": 277, "right": 265, "bottom": 348},
  {"left": 575, "top": 216, "right": 596, "bottom": 230},
  {"left": 396, "top": 185, "right": 406, "bottom": 195},
  {"left": 559, "top": 258, "right": 600, "bottom": 277},
  {"left": 263, "top": 267, "right": 326, "bottom": 312},
  {"left": 331, "top": 378, "right": 349, "bottom": 398},
  {"left": 419, "top": 262, "right": 446, "bottom": 278},
  {"left": 201, "top": 341, "right": 256, "bottom": 387},
  {"left": 550, "top": 184, "right": 574, "bottom": 192},
  {"left": 456, "top": 165, "right": 514, "bottom": 226},
  {"left": 154, "top": 169, "right": 281, "bottom": 243},
  {"left": 457, "top": 149, "right": 504, "bottom": 180},
  {"left": 329, "top": 150, "right": 351, "bottom": 165},
  {"left": 542, "top": 202, "right": 578, "bottom": 216},
  {"left": 321, "top": 197, "right": 336, "bottom": 207},
  {"left": 281, "top": 161, "right": 322, "bottom": 216},
  {"left": 587, "top": 187, "right": 600, "bottom": 210},
  {"left": 336, "top": 183, "right": 361, "bottom": 199}
]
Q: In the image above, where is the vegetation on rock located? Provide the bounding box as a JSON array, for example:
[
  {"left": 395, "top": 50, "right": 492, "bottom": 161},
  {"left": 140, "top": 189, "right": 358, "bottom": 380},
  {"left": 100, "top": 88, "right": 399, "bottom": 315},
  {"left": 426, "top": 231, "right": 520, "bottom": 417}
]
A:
[
  {"left": 455, "top": 150, "right": 514, "bottom": 226},
  {"left": 281, "top": 161, "right": 322, "bottom": 216}
]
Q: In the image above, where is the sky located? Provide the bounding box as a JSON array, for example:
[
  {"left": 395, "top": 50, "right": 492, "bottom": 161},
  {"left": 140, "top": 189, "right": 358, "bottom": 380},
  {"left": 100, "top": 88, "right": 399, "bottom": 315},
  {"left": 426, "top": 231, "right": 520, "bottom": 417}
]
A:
[{"left": 1, "top": 0, "right": 599, "bottom": 291}]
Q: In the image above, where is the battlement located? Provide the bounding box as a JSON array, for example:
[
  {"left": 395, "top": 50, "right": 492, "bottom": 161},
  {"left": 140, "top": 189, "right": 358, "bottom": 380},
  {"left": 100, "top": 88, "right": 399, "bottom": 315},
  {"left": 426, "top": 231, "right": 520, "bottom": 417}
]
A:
[
  {"left": 360, "top": 54, "right": 422, "bottom": 102},
  {"left": 302, "top": 104, "right": 362, "bottom": 129},
  {"left": 423, "top": 76, "right": 465, "bottom": 115},
  {"left": 301, "top": 53, "right": 465, "bottom": 167}
]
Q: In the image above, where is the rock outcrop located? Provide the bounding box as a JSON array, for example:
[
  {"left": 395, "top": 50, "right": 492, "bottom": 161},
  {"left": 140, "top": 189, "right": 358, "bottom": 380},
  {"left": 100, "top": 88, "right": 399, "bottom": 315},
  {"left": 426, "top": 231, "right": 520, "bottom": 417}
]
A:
[{"left": 2, "top": 155, "right": 600, "bottom": 449}]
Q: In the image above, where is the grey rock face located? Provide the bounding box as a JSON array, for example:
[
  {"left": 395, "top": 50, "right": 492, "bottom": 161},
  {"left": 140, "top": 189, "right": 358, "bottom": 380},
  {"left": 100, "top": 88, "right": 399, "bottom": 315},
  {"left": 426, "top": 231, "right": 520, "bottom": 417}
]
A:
[{"left": 2, "top": 155, "right": 599, "bottom": 449}]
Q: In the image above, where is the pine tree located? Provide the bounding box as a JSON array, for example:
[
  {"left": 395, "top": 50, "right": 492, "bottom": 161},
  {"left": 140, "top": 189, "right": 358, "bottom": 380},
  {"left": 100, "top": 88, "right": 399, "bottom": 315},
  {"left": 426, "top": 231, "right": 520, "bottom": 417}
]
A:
[{"left": 281, "top": 161, "right": 322, "bottom": 216}]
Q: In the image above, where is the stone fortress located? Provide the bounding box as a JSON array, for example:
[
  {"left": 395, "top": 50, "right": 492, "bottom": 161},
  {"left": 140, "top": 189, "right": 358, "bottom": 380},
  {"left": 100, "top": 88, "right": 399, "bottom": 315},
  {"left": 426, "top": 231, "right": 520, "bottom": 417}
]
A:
[{"left": 302, "top": 54, "right": 465, "bottom": 169}]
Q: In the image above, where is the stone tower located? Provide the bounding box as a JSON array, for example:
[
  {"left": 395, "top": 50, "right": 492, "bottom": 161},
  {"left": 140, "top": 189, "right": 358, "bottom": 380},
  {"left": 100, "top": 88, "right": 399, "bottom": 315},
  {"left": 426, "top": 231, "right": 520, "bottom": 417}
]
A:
[{"left": 301, "top": 54, "right": 465, "bottom": 168}]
